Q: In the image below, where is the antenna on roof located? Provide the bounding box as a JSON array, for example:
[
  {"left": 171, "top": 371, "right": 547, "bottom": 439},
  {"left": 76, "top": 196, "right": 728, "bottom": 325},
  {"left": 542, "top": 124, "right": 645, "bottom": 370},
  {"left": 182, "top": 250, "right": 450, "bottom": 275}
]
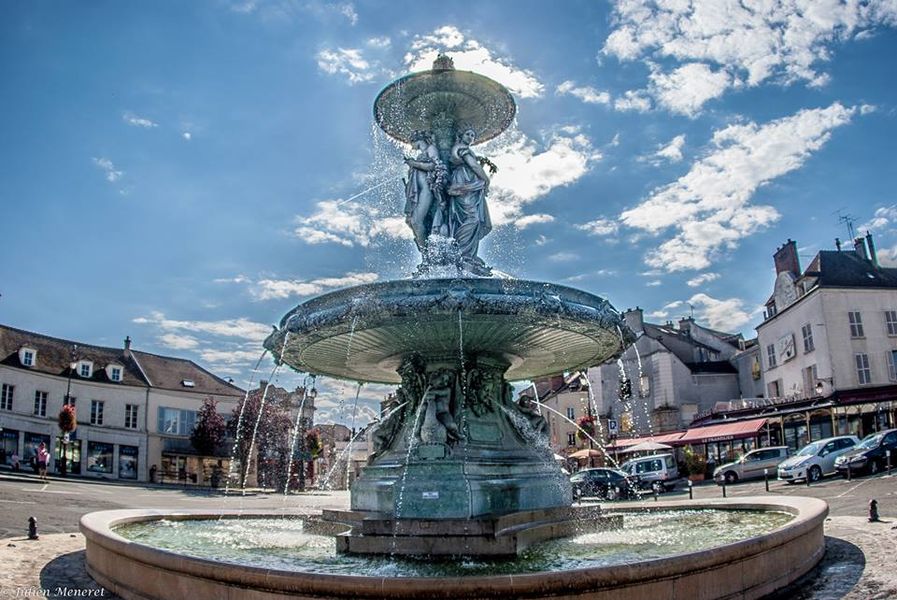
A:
[{"left": 836, "top": 211, "right": 857, "bottom": 241}]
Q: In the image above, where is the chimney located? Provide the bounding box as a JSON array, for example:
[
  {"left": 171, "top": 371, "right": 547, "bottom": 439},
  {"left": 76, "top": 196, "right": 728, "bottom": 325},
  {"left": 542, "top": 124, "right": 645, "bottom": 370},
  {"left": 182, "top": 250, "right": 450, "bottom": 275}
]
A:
[
  {"left": 865, "top": 231, "right": 878, "bottom": 266},
  {"left": 259, "top": 380, "right": 268, "bottom": 390},
  {"left": 123, "top": 336, "right": 132, "bottom": 357},
  {"left": 853, "top": 237, "right": 869, "bottom": 260},
  {"left": 678, "top": 317, "right": 693, "bottom": 335},
  {"left": 623, "top": 307, "right": 644, "bottom": 335},
  {"left": 835, "top": 237, "right": 842, "bottom": 251},
  {"left": 773, "top": 239, "right": 800, "bottom": 276}
]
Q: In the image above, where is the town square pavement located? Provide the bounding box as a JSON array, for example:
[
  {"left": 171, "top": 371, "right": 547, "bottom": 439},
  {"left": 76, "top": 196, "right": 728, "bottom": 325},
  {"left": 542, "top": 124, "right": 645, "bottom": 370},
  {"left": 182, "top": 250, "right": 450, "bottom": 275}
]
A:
[{"left": 0, "top": 470, "right": 894, "bottom": 599}]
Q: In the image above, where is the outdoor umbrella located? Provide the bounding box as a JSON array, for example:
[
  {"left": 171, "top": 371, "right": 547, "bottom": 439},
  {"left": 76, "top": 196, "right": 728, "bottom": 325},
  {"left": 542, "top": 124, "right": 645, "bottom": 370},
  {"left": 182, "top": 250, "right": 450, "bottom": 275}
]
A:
[
  {"left": 568, "top": 448, "right": 603, "bottom": 459},
  {"left": 625, "top": 441, "right": 673, "bottom": 453}
]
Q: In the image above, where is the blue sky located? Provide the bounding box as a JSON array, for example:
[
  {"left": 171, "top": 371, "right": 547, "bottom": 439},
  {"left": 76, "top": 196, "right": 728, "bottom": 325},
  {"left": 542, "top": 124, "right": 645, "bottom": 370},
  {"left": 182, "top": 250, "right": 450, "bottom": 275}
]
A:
[{"left": 3, "top": 1, "right": 897, "bottom": 425}]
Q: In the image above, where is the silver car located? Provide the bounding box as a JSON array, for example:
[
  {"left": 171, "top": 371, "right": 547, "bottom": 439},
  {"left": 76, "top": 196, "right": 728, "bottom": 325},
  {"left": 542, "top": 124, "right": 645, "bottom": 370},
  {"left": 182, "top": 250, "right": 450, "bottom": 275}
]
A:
[
  {"left": 777, "top": 436, "right": 859, "bottom": 483},
  {"left": 714, "top": 446, "right": 789, "bottom": 484}
]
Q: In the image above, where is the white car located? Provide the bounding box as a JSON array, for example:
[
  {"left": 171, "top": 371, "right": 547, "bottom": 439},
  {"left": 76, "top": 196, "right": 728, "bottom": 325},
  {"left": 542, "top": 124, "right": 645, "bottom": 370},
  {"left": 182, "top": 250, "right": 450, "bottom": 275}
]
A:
[{"left": 777, "top": 436, "right": 859, "bottom": 483}]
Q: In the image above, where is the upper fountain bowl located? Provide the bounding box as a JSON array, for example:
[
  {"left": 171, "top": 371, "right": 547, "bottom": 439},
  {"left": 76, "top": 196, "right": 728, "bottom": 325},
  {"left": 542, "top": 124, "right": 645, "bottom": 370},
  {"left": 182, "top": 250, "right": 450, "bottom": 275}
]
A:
[
  {"left": 264, "top": 278, "right": 631, "bottom": 384},
  {"left": 374, "top": 54, "right": 516, "bottom": 146}
]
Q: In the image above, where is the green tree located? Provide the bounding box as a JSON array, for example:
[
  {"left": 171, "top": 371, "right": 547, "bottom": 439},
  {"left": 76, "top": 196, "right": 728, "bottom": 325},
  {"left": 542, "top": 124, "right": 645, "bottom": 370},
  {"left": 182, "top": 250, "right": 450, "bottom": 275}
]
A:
[{"left": 191, "top": 397, "right": 226, "bottom": 456}]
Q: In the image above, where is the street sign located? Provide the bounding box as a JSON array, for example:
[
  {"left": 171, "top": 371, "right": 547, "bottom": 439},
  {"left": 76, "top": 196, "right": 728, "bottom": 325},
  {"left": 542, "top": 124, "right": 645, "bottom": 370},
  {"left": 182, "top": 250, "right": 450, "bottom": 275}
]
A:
[{"left": 607, "top": 419, "right": 619, "bottom": 435}]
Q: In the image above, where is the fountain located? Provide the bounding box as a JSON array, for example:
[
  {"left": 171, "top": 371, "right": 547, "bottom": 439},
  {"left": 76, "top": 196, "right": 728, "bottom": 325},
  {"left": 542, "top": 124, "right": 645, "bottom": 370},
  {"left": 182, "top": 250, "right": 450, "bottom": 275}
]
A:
[{"left": 80, "top": 55, "right": 827, "bottom": 599}]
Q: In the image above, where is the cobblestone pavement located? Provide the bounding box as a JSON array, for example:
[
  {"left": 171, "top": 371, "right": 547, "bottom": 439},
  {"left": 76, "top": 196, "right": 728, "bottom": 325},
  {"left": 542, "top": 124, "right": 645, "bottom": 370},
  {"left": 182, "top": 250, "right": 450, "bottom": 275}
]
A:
[{"left": 0, "top": 471, "right": 895, "bottom": 598}]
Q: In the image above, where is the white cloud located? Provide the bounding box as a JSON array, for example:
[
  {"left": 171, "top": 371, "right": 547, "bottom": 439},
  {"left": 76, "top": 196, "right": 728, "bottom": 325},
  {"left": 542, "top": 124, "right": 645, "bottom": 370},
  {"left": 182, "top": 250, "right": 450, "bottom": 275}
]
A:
[
  {"left": 688, "top": 293, "right": 758, "bottom": 332},
  {"left": 686, "top": 272, "right": 720, "bottom": 288},
  {"left": 197, "top": 348, "right": 267, "bottom": 365},
  {"left": 614, "top": 89, "right": 652, "bottom": 112},
  {"left": 515, "top": 214, "right": 555, "bottom": 229},
  {"left": 253, "top": 272, "right": 379, "bottom": 300},
  {"left": 646, "top": 280, "right": 662, "bottom": 287},
  {"left": 92, "top": 157, "right": 123, "bottom": 183},
  {"left": 877, "top": 244, "right": 897, "bottom": 267},
  {"left": 316, "top": 47, "right": 375, "bottom": 83},
  {"left": 644, "top": 134, "right": 686, "bottom": 165},
  {"left": 133, "top": 311, "right": 271, "bottom": 342},
  {"left": 649, "top": 63, "right": 730, "bottom": 117},
  {"left": 548, "top": 252, "right": 579, "bottom": 262},
  {"left": 294, "top": 198, "right": 412, "bottom": 247},
  {"left": 339, "top": 2, "right": 358, "bottom": 25},
  {"left": 214, "top": 275, "right": 251, "bottom": 284},
  {"left": 576, "top": 217, "right": 618, "bottom": 236},
  {"left": 860, "top": 205, "right": 897, "bottom": 232},
  {"left": 406, "top": 26, "right": 544, "bottom": 98},
  {"left": 158, "top": 333, "right": 200, "bottom": 350},
  {"left": 367, "top": 36, "right": 391, "bottom": 48},
  {"left": 621, "top": 103, "right": 857, "bottom": 271},
  {"left": 556, "top": 80, "right": 611, "bottom": 105},
  {"left": 182, "top": 132, "right": 192, "bottom": 141},
  {"left": 122, "top": 112, "right": 158, "bottom": 128},
  {"left": 603, "top": 0, "right": 897, "bottom": 113}
]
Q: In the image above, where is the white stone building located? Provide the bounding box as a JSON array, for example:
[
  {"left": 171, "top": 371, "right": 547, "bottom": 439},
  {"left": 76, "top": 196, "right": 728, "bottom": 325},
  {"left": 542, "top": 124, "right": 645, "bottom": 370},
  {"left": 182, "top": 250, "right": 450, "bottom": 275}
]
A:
[{"left": 0, "top": 324, "right": 244, "bottom": 482}]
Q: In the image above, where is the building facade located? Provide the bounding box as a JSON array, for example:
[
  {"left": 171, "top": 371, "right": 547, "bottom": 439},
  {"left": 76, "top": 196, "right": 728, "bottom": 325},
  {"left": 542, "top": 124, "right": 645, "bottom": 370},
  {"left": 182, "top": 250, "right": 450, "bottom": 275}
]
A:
[{"left": 0, "top": 324, "right": 244, "bottom": 482}]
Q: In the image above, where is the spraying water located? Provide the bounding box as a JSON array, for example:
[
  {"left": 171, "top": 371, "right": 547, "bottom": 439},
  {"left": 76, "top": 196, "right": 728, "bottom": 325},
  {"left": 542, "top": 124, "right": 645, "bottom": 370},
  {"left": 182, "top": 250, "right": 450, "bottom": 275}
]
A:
[
  {"left": 282, "top": 382, "right": 313, "bottom": 504},
  {"left": 344, "top": 382, "right": 364, "bottom": 490},
  {"left": 394, "top": 389, "right": 429, "bottom": 520}
]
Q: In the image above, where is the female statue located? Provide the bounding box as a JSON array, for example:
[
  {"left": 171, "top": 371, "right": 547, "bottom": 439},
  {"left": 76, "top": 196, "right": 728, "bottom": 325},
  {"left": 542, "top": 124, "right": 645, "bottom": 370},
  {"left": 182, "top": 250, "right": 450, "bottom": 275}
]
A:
[
  {"left": 446, "top": 128, "right": 493, "bottom": 274},
  {"left": 403, "top": 130, "right": 447, "bottom": 251}
]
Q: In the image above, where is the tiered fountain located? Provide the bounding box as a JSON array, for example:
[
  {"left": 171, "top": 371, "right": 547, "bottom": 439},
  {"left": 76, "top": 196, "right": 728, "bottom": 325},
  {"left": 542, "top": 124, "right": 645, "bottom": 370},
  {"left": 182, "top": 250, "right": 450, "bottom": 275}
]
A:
[{"left": 80, "top": 56, "right": 828, "bottom": 600}]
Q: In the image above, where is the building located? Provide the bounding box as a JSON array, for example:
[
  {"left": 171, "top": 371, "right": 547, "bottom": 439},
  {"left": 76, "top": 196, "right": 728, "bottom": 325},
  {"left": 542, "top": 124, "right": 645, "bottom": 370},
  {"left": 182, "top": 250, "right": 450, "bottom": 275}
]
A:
[
  {"left": 0, "top": 324, "right": 244, "bottom": 482},
  {"left": 587, "top": 310, "right": 744, "bottom": 435}
]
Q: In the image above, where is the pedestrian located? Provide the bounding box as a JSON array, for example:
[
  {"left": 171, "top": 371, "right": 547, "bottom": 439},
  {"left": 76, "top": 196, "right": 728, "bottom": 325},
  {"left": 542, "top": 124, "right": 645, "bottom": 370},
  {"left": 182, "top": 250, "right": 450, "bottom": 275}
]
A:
[
  {"left": 36, "top": 442, "right": 49, "bottom": 481},
  {"left": 149, "top": 464, "right": 157, "bottom": 483},
  {"left": 12, "top": 452, "right": 20, "bottom": 472}
]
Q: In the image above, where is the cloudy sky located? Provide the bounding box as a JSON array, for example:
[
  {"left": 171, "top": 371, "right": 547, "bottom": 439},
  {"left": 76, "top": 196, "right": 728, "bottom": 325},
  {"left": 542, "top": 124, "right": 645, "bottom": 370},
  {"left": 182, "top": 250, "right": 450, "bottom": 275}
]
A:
[{"left": 3, "top": 1, "right": 897, "bottom": 426}]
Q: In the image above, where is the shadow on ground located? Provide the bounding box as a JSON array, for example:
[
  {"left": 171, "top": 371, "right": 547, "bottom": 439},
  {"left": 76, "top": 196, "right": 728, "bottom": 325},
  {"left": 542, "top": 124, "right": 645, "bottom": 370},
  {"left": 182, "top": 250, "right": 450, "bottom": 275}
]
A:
[
  {"left": 40, "top": 549, "right": 118, "bottom": 599},
  {"left": 764, "top": 536, "right": 864, "bottom": 599}
]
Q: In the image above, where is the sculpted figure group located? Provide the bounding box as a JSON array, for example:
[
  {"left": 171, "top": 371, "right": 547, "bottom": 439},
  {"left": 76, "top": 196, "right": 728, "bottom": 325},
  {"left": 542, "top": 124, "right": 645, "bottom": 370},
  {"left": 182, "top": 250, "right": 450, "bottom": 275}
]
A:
[{"left": 404, "top": 128, "right": 495, "bottom": 275}]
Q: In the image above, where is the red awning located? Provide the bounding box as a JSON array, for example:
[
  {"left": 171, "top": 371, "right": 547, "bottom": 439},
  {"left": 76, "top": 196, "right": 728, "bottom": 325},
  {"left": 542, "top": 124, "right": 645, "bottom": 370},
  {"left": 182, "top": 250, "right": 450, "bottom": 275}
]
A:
[{"left": 677, "top": 418, "right": 768, "bottom": 444}]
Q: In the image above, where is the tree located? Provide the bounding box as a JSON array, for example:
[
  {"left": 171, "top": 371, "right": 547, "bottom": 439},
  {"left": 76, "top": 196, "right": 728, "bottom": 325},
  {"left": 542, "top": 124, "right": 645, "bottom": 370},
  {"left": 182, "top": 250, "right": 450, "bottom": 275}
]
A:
[
  {"left": 228, "top": 388, "right": 292, "bottom": 490},
  {"left": 57, "top": 404, "right": 77, "bottom": 477},
  {"left": 191, "top": 397, "right": 226, "bottom": 456}
]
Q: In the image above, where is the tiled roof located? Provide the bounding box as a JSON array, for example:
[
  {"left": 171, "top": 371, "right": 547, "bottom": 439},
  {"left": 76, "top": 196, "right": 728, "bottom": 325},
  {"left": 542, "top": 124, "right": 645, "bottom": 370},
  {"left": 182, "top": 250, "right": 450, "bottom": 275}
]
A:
[
  {"left": 0, "top": 324, "right": 146, "bottom": 386},
  {"left": 812, "top": 251, "right": 897, "bottom": 288},
  {"left": 0, "top": 323, "right": 244, "bottom": 396},
  {"left": 130, "top": 350, "right": 244, "bottom": 397}
]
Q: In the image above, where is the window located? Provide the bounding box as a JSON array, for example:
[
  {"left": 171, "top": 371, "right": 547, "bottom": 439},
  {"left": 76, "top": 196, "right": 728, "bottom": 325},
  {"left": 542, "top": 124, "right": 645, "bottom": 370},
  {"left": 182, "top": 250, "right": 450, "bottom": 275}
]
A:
[
  {"left": 801, "top": 324, "right": 814, "bottom": 353},
  {"left": 33, "top": 391, "right": 47, "bottom": 416},
  {"left": 86, "top": 441, "right": 113, "bottom": 474},
  {"left": 157, "top": 407, "right": 197, "bottom": 436},
  {"left": 566, "top": 432, "right": 576, "bottom": 446},
  {"left": 110, "top": 367, "right": 122, "bottom": 382},
  {"left": 119, "top": 445, "right": 139, "bottom": 479},
  {"left": 887, "top": 311, "right": 897, "bottom": 336},
  {"left": 22, "top": 350, "right": 34, "bottom": 367},
  {"left": 767, "top": 379, "right": 781, "bottom": 398},
  {"left": 125, "top": 404, "right": 139, "bottom": 429},
  {"left": 855, "top": 353, "right": 871, "bottom": 385},
  {"left": 0, "top": 384, "right": 13, "bottom": 411},
  {"left": 803, "top": 365, "right": 818, "bottom": 396},
  {"left": 849, "top": 311, "right": 864, "bottom": 338},
  {"left": 79, "top": 363, "right": 92, "bottom": 378},
  {"left": 889, "top": 350, "right": 897, "bottom": 382},
  {"left": 565, "top": 406, "right": 575, "bottom": 420},
  {"left": 766, "top": 344, "right": 777, "bottom": 369},
  {"left": 90, "top": 400, "right": 104, "bottom": 425}
]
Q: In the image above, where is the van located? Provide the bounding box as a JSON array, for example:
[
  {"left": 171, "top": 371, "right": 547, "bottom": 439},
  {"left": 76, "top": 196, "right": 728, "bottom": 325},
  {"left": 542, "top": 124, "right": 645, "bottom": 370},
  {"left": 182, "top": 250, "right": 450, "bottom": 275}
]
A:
[
  {"left": 620, "top": 453, "right": 680, "bottom": 492},
  {"left": 713, "top": 446, "right": 789, "bottom": 484}
]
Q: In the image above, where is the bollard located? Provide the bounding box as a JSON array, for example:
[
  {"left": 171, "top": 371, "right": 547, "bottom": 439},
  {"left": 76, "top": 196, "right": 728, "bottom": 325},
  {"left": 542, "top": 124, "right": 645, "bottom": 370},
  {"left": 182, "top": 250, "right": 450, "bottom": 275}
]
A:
[
  {"left": 806, "top": 469, "right": 811, "bottom": 487},
  {"left": 722, "top": 481, "right": 727, "bottom": 498},
  {"left": 869, "top": 499, "right": 880, "bottom": 522},
  {"left": 27, "top": 517, "right": 38, "bottom": 540},
  {"left": 688, "top": 480, "right": 693, "bottom": 500},
  {"left": 847, "top": 464, "right": 852, "bottom": 481},
  {"left": 764, "top": 469, "right": 770, "bottom": 492},
  {"left": 654, "top": 486, "right": 659, "bottom": 502},
  {"left": 888, "top": 453, "right": 892, "bottom": 476}
]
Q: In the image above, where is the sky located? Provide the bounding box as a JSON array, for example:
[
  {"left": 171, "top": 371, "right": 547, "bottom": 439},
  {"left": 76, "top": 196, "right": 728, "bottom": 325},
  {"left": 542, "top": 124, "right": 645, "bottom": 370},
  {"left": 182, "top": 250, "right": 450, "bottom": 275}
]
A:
[{"left": 2, "top": 1, "right": 897, "bottom": 427}]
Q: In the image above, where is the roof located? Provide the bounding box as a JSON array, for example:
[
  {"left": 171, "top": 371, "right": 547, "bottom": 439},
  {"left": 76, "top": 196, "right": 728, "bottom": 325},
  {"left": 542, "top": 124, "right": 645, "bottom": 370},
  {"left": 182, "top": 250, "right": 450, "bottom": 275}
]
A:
[
  {"left": 808, "top": 250, "right": 897, "bottom": 289},
  {"left": 0, "top": 324, "right": 146, "bottom": 386},
  {"left": 641, "top": 323, "right": 738, "bottom": 374},
  {"left": 0, "top": 323, "right": 244, "bottom": 396},
  {"left": 685, "top": 361, "right": 738, "bottom": 374}
]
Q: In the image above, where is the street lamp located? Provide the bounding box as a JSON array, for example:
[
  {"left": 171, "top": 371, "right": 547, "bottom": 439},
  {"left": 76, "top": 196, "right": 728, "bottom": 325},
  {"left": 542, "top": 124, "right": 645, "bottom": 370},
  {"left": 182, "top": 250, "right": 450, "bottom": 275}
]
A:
[{"left": 59, "top": 344, "right": 79, "bottom": 477}]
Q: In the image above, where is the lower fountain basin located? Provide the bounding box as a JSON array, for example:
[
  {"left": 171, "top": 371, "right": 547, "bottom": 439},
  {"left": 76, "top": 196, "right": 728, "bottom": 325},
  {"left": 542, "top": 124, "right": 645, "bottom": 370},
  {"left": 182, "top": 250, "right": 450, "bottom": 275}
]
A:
[{"left": 81, "top": 496, "right": 827, "bottom": 599}]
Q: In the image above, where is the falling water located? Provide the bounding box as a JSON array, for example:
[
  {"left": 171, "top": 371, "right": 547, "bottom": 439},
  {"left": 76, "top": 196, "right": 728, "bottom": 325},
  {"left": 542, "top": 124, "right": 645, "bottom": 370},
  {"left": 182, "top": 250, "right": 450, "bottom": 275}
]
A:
[
  {"left": 282, "top": 381, "right": 313, "bottom": 504},
  {"left": 580, "top": 370, "right": 606, "bottom": 444},
  {"left": 241, "top": 332, "right": 292, "bottom": 495},
  {"left": 531, "top": 381, "right": 543, "bottom": 416},
  {"left": 222, "top": 348, "right": 270, "bottom": 503},
  {"left": 394, "top": 389, "right": 429, "bottom": 520},
  {"left": 616, "top": 325, "right": 653, "bottom": 438},
  {"left": 335, "top": 178, "right": 400, "bottom": 207},
  {"left": 534, "top": 401, "right": 627, "bottom": 473},
  {"left": 346, "top": 315, "right": 358, "bottom": 362},
  {"left": 344, "top": 382, "right": 364, "bottom": 490}
]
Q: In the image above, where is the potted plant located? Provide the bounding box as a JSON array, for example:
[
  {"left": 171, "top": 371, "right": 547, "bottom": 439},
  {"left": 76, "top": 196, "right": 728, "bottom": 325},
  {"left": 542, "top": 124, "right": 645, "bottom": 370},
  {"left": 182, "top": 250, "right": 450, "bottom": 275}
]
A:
[{"left": 684, "top": 447, "right": 707, "bottom": 482}]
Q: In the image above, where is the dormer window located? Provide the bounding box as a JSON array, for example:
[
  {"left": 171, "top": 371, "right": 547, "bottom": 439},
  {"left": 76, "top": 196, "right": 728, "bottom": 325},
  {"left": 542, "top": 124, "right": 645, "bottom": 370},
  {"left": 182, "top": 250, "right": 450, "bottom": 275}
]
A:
[
  {"left": 105, "top": 363, "right": 124, "bottom": 382},
  {"left": 79, "top": 361, "right": 93, "bottom": 378},
  {"left": 19, "top": 347, "right": 37, "bottom": 367},
  {"left": 181, "top": 379, "right": 195, "bottom": 388}
]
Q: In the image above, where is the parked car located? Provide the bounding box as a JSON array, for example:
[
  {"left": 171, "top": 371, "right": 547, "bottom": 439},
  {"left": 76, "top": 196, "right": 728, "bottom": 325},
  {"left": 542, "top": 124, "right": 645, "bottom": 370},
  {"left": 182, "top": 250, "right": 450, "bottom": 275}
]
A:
[
  {"left": 570, "top": 468, "right": 640, "bottom": 500},
  {"left": 777, "top": 436, "right": 859, "bottom": 483},
  {"left": 713, "top": 446, "right": 789, "bottom": 484},
  {"left": 834, "top": 429, "right": 897, "bottom": 477},
  {"left": 619, "top": 453, "right": 680, "bottom": 492}
]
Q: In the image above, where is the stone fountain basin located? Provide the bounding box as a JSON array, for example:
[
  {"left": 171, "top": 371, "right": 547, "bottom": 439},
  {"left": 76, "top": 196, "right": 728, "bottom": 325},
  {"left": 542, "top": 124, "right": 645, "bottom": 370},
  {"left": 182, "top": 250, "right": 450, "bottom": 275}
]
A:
[
  {"left": 265, "top": 278, "right": 629, "bottom": 384},
  {"left": 81, "top": 496, "right": 827, "bottom": 600}
]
